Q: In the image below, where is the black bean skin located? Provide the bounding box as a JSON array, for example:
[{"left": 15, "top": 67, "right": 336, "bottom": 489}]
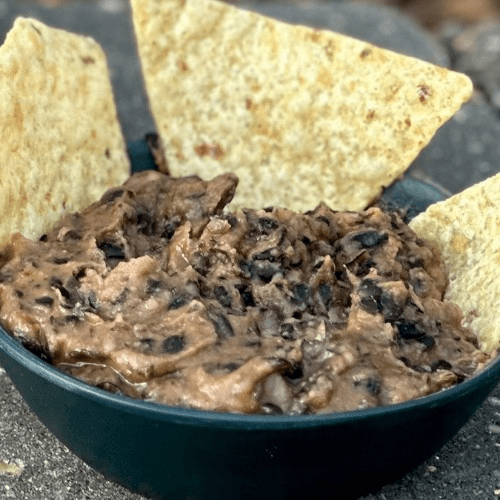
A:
[
  {"left": 97, "top": 242, "right": 126, "bottom": 260},
  {"left": 352, "top": 231, "right": 388, "bottom": 249},
  {"left": 235, "top": 284, "right": 256, "bottom": 307},
  {"left": 162, "top": 221, "right": 179, "bottom": 240},
  {"left": 359, "top": 279, "right": 380, "bottom": 297},
  {"left": 417, "top": 335, "right": 436, "bottom": 350},
  {"left": 242, "top": 291, "right": 255, "bottom": 307},
  {"left": 359, "top": 280, "right": 403, "bottom": 321},
  {"left": 410, "top": 276, "right": 427, "bottom": 296},
  {"left": 318, "top": 283, "right": 332, "bottom": 305},
  {"left": 113, "top": 289, "right": 129, "bottom": 305},
  {"left": 162, "top": 335, "right": 186, "bottom": 354},
  {"left": 254, "top": 261, "right": 281, "bottom": 282},
  {"left": 253, "top": 249, "right": 277, "bottom": 261},
  {"left": 63, "top": 230, "right": 82, "bottom": 242},
  {"left": 74, "top": 268, "right": 87, "bottom": 280},
  {"left": 360, "top": 295, "right": 379, "bottom": 314},
  {"left": 169, "top": 296, "right": 188, "bottom": 310},
  {"left": 396, "top": 321, "right": 423, "bottom": 340},
  {"left": 256, "top": 217, "right": 279, "bottom": 234},
  {"left": 101, "top": 189, "right": 124, "bottom": 204},
  {"left": 239, "top": 260, "right": 256, "bottom": 279},
  {"left": 87, "top": 293, "right": 98, "bottom": 310},
  {"left": 214, "top": 286, "right": 232, "bottom": 308},
  {"left": 379, "top": 293, "right": 403, "bottom": 321},
  {"left": 0, "top": 271, "right": 13, "bottom": 284},
  {"left": 315, "top": 216, "right": 331, "bottom": 227},
  {"left": 97, "top": 242, "right": 126, "bottom": 269},
  {"left": 222, "top": 213, "right": 238, "bottom": 228},
  {"left": 51, "top": 257, "right": 69, "bottom": 265},
  {"left": 212, "top": 314, "right": 234, "bottom": 338},
  {"left": 359, "top": 283, "right": 381, "bottom": 314},
  {"left": 21, "top": 339, "right": 51, "bottom": 363},
  {"left": 431, "top": 359, "right": 453, "bottom": 371},
  {"left": 49, "top": 277, "right": 63, "bottom": 288},
  {"left": 63, "top": 315, "right": 80, "bottom": 324},
  {"left": 365, "top": 378, "right": 381, "bottom": 396},
  {"left": 280, "top": 323, "right": 295, "bottom": 340},
  {"left": 35, "top": 296, "right": 54, "bottom": 307},
  {"left": 353, "top": 257, "right": 376, "bottom": 278},
  {"left": 398, "top": 356, "right": 412, "bottom": 368},
  {"left": 145, "top": 279, "right": 164, "bottom": 295},
  {"left": 139, "top": 338, "right": 156, "bottom": 351},
  {"left": 49, "top": 277, "right": 73, "bottom": 303},
  {"left": 241, "top": 258, "right": 281, "bottom": 282},
  {"left": 191, "top": 252, "right": 210, "bottom": 276},
  {"left": 222, "top": 362, "right": 240, "bottom": 372},
  {"left": 284, "top": 363, "right": 303, "bottom": 381},
  {"left": 395, "top": 321, "right": 435, "bottom": 349},
  {"left": 134, "top": 209, "right": 155, "bottom": 235},
  {"left": 408, "top": 256, "right": 425, "bottom": 268},
  {"left": 292, "top": 283, "right": 311, "bottom": 305}
]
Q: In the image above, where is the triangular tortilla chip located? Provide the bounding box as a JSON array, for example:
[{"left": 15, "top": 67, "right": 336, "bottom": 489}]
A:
[
  {"left": 410, "top": 173, "right": 500, "bottom": 352},
  {"left": 0, "top": 18, "right": 130, "bottom": 245},
  {"left": 131, "top": 0, "right": 472, "bottom": 212}
]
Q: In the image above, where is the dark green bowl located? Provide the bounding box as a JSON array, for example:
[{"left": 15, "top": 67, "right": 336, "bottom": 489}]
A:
[{"left": 0, "top": 143, "right": 499, "bottom": 499}]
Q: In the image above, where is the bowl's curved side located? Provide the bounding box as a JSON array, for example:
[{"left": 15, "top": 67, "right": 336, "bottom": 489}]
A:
[{"left": 1, "top": 325, "right": 500, "bottom": 500}]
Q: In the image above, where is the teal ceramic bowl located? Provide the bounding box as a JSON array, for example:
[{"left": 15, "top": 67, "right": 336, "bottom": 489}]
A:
[{"left": 0, "top": 142, "right": 499, "bottom": 499}]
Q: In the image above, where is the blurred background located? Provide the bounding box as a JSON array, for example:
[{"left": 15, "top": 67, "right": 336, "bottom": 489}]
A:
[
  {"left": 19, "top": 0, "right": 500, "bottom": 28},
  {"left": 14, "top": 0, "right": 500, "bottom": 110}
]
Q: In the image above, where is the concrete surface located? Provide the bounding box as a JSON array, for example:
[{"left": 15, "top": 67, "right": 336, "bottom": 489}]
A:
[{"left": 1, "top": 1, "right": 500, "bottom": 499}]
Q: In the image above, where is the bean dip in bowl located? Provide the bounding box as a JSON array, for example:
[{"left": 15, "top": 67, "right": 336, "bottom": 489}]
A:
[{"left": 1, "top": 154, "right": 499, "bottom": 499}]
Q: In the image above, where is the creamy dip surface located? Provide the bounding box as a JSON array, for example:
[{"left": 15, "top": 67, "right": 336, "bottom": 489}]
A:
[{"left": 0, "top": 171, "right": 489, "bottom": 414}]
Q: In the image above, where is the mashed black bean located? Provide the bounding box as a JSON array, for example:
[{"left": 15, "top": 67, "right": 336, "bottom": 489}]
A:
[{"left": 0, "top": 171, "right": 489, "bottom": 414}]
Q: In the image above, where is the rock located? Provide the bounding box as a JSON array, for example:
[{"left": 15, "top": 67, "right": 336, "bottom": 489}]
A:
[
  {"left": 444, "top": 21, "right": 500, "bottom": 111},
  {"left": 385, "top": 0, "right": 500, "bottom": 29},
  {"left": 408, "top": 102, "right": 500, "bottom": 194},
  {"left": 242, "top": 1, "right": 450, "bottom": 66}
]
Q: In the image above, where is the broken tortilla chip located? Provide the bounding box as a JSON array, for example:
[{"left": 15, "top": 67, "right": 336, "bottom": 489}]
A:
[
  {"left": 0, "top": 17, "right": 130, "bottom": 245},
  {"left": 131, "top": 0, "right": 472, "bottom": 212},
  {"left": 410, "top": 173, "right": 500, "bottom": 353}
]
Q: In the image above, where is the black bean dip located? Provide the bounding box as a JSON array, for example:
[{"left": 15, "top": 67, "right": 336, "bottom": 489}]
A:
[{"left": 0, "top": 171, "right": 489, "bottom": 414}]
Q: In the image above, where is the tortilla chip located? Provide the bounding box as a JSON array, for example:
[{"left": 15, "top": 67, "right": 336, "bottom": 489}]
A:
[
  {"left": 0, "top": 18, "right": 130, "bottom": 245},
  {"left": 410, "top": 173, "right": 500, "bottom": 353},
  {"left": 131, "top": 0, "right": 472, "bottom": 212}
]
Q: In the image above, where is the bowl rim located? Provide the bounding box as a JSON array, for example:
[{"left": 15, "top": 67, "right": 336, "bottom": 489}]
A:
[{"left": 1, "top": 322, "right": 499, "bottom": 430}]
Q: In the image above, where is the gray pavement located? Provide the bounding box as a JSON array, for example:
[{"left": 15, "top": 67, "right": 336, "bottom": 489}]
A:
[{"left": 1, "top": 1, "right": 500, "bottom": 498}]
